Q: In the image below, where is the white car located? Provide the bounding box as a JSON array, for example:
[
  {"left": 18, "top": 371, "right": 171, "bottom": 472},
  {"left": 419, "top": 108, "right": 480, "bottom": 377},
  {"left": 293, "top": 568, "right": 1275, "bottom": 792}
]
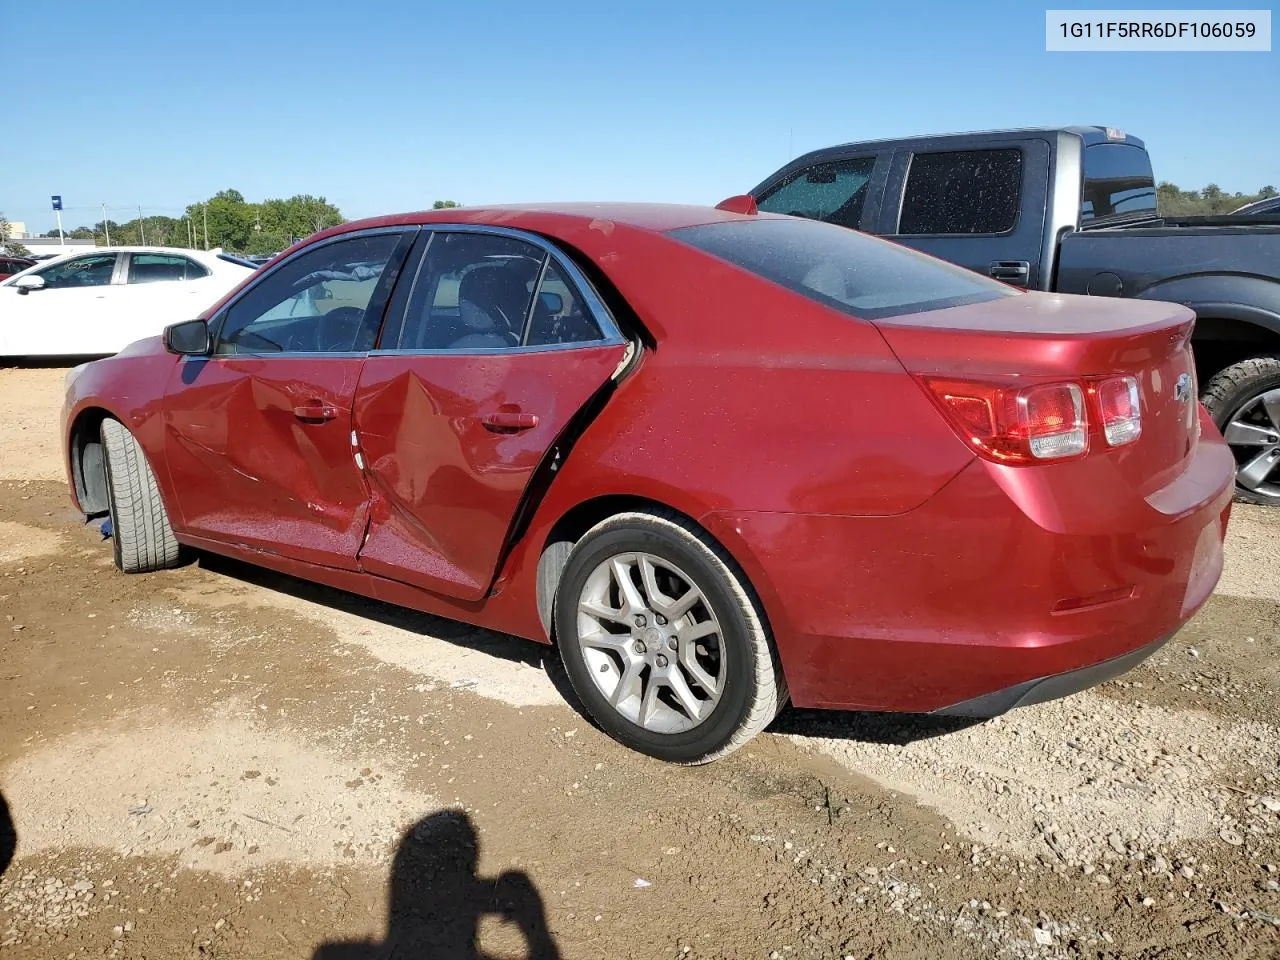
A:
[{"left": 0, "top": 247, "right": 257, "bottom": 357}]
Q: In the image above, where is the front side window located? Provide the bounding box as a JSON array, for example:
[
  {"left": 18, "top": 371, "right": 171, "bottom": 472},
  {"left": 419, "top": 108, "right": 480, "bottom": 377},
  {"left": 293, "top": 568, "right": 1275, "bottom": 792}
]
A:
[
  {"left": 756, "top": 157, "right": 877, "bottom": 230},
  {"left": 670, "top": 217, "right": 1018, "bottom": 321},
  {"left": 36, "top": 254, "right": 117, "bottom": 288},
  {"left": 898, "top": 149, "right": 1022, "bottom": 235},
  {"left": 215, "top": 232, "right": 404, "bottom": 355},
  {"left": 127, "top": 254, "right": 210, "bottom": 283},
  {"left": 391, "top": 232, "right": 603, "bottom": 351}
]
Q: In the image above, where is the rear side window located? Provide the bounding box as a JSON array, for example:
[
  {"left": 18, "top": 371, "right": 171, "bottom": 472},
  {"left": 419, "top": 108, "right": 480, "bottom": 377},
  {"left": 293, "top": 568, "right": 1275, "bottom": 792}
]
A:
[
  {"left": 898, "top": 149, "right": 1022, "bottom": 235},
  {"left": 756, "top": 157, "right": 876, "bottom": 230},
  {"left": 127, "top": 253, "right": 210, "bottom": 283},
  {"left": 1080, "top": 143, "right": 1157, "bottom": 224},
  {"left": 670, "top": 217, "right": 1018, "bottom": 321}
]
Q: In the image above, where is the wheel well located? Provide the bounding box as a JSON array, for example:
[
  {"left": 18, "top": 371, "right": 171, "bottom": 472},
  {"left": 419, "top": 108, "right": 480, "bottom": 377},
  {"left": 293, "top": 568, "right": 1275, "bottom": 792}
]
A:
[
  {"left": 69, "top": 408, "right": 112, "bottom": 517},
  {"left": 534, "top": 496, "right": 711, "bottom": 637},
  {"left": 1192, "top": 318, "right": 1280, "bottom": 386}
]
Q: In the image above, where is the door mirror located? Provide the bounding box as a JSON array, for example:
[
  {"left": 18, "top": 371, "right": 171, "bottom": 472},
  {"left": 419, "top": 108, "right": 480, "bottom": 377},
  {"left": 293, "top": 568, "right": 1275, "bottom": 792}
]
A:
[
  {"left": 164, "top": 319, "right": 212, "bottom": 356},
  {"left": 13, "top": 275, "right": 45, "bottom": 295},
  {"left": 537, "top": 291, "right": 563, "bottom": 315}
]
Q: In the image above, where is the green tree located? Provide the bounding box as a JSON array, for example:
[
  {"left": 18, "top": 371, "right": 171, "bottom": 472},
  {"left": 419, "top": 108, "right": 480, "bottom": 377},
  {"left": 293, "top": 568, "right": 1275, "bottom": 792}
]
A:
[
  {"left": 0, "top": 214, "right": 29, "bottom": 257},
  {"left": 1156, "top": 182, "right": 1278, "bottom": 216},
  {"left": 185, "top": 189, "right": 255, "bottom": 251},
  {"left": 432, "top": 200, "right": 460, "bottom": 209}
]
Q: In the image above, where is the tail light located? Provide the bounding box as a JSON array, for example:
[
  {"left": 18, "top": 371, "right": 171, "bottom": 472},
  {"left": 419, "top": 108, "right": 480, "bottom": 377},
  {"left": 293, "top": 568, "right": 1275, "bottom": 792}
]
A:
[
  {"left": 924, "top": 374, "right": 1151, "bottom": 465},
  {"left": 923, "top": 378, "right": 1087, "bottom": 464},
  {"left": 1093, "top": 376, "right": 1142, "bottom": 446}
]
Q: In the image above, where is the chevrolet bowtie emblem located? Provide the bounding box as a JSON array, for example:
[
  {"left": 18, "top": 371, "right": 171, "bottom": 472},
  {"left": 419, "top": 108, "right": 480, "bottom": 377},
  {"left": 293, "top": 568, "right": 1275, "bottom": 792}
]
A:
[{"left": 1174, "top": 372, "right": 1193, "bottom": 403}]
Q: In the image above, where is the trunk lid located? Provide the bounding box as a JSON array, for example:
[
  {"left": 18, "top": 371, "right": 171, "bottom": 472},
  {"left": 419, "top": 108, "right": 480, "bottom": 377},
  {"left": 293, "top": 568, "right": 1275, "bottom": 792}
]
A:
[{"left": 874, "top": 291, "right": 1199, "bottom": 495}]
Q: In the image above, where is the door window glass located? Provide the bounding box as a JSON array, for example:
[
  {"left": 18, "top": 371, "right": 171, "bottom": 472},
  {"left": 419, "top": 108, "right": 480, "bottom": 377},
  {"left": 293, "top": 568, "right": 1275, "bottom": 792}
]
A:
[
  {"left": 215, "top": 233, "right": 403, "bottom": 355},
  {"left": 393, "top": 233, "right": 545, "bottom": 351},
  {"left": 35, "top": 254, "right": 117, "bottom": 288},
  {"left": 523, "top": 261, "right": 604, "bottom": 346},
  {"left": 127, "top": 253, "right": 210, "bottom": 283},
  {"left": 756, "top": 157, "right": 876, "bottom": 230},
  {"left": 898, "top": 149, "right": 1022, "bottom": 235}
]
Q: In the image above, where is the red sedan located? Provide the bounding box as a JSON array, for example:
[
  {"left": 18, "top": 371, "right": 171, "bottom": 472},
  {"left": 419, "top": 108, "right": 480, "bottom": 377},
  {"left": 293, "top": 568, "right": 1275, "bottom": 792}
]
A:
[
  {"left": 61, "top": 203, "right": 1234, "bottom": 763},
  {"left": 0, "top": 256, "right": 35, "bottom": 281}
]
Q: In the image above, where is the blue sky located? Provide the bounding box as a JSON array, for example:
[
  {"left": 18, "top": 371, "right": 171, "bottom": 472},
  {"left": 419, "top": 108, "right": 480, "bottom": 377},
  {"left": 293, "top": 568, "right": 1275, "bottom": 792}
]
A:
[{"left": 6, "top": 0, "right": 1276, "bottom": 232}]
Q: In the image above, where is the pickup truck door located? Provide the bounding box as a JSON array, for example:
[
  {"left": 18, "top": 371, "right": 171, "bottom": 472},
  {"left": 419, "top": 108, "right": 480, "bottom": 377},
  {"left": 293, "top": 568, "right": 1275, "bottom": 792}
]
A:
[{"left": 872, "top": 138, "right": 1052, "bottom": 290}]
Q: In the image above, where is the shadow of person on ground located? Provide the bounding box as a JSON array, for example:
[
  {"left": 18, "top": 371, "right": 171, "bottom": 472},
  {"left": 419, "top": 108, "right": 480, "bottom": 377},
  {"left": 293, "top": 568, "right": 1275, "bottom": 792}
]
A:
[
  {"left": 0, "top": 791, "right": 16, "bottom": 880},
  {"left": 312, "top": 810, "right": 560, "bottom": 960}
]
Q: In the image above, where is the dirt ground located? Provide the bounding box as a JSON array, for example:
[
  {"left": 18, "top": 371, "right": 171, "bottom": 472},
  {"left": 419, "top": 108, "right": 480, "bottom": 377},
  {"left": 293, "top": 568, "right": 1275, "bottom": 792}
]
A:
[{"left": 1, "top": 364, "right": 1278, "bottom": 960}]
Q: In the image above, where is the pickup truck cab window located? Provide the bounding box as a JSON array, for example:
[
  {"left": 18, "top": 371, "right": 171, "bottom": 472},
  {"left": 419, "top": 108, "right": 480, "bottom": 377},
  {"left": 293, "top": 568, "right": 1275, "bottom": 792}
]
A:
[
  {"left": 1080, "top": 143, "right": 1158, "bottom": 223},
  {"left": 755, "top": 157, "right": 877, "bottom": 230},
  {"left": 899, "top": 149, "right": 1022, "bottom": 235}
]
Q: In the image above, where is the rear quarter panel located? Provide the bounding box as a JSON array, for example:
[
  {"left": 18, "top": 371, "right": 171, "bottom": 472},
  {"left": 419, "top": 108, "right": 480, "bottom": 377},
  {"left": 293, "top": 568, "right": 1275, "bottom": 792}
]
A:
[{"left": 490, "top": 224, "right": 977, "bottom": 643}]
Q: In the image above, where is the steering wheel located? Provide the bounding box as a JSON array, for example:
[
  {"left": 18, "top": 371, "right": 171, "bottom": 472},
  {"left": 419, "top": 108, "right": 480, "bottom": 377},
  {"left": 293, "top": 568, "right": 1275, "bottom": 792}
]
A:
[{"left": 315, "top": 307, "right": 367, "bottom": 352}]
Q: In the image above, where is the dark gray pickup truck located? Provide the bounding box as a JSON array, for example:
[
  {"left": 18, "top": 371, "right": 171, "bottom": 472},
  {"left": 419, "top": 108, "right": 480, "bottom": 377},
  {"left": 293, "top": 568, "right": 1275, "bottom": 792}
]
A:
[{"left": 746, "top": 126, "right": 1280, "bottom": 505}]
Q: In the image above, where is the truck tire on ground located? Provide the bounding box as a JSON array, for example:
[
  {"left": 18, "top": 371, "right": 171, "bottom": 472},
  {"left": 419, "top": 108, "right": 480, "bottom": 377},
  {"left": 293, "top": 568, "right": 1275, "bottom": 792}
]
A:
[
  {"left": 101, "top": 418, "right": 184, "bottom": 573},
  {"left": 1201, "top": 355, "right": 1280, "bottom": 507}
]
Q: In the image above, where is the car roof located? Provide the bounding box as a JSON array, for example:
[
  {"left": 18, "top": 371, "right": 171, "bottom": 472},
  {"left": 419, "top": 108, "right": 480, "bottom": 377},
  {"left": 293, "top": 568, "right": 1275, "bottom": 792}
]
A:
[
  {"left": 14, "top": 246, "right": 247, "bottom": 266},
  {"left": 1233, "top": 195, "right": 1280, "bottom": 215},
  {"left": 329, "top": 202, "right": 766, "bottom": 237}
]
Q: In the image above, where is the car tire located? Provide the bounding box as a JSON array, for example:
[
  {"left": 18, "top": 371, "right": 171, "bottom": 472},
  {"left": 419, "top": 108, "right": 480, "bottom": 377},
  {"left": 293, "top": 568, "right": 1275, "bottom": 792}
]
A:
[
  {"left": 101, "top": 418, "right": 184, "bottom": 573},
  {"left": 1201, "top": 354, "right": 1280, "bottom": 507},
  {"left": 553, "top": 509, "right": 787, "bottom": 764}
]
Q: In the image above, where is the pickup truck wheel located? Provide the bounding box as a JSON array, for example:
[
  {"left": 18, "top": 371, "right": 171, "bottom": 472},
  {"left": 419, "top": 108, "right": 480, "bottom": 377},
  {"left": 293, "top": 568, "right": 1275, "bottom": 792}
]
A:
[{"left": 1201, "top": 355, "right": 1280, "bottom": 506}]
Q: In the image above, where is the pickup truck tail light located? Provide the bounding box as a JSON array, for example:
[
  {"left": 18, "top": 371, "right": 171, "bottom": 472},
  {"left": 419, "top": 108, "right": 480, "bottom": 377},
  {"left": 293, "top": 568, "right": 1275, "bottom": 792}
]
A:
[
  {"left": 1093, "top": 376, "right": 1142, "bottom": 446},
  {"left": 922, "top": 378, "right": 1088, "bottom": 464}
]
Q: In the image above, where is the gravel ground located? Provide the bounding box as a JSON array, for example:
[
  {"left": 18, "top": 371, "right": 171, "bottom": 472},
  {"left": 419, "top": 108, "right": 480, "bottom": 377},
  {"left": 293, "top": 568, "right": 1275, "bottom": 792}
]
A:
[{"left": 2, "top": 365, "right": 1279, "bottom": 959}]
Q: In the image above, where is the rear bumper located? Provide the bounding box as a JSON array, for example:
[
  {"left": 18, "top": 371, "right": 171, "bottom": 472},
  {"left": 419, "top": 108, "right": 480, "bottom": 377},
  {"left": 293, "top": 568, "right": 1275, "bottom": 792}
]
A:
[
  {"left": 701, "top": 413, "right": 1234, "bottom": 713},
  {"left": 931, "top": 630, "right": 1172, "bottom": 718}
]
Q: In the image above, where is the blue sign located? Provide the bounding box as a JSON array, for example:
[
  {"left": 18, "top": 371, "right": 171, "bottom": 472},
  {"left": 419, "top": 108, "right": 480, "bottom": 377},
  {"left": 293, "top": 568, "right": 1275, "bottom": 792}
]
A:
[{"left": 51, "top": 195, "right": 63, "bottom": 211}]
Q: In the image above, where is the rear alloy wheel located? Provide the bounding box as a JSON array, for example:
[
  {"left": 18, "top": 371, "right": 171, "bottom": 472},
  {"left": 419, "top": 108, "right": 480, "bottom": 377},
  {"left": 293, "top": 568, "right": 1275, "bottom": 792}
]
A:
[
  {"left": 1202, "top": 355, "right": 1280, "bottom": 506},
  {"left": 554, "top": 510, "right": 787, "bottom": 764},
  {"left": 101, "top": 418, "right": 184, "bottom": 573}
]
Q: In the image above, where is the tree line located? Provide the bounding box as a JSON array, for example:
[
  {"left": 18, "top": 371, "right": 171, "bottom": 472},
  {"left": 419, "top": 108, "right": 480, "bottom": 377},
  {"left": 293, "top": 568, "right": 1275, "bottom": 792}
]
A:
[
  {"left": 1156, "top": 182, "right": 1275, "bottom": 216},
  {"left": 30, "top": 194, "right": 463, "bottom": 257},
  {"left": 7, "top": 183, "right": 1274, "bottom": 259}
]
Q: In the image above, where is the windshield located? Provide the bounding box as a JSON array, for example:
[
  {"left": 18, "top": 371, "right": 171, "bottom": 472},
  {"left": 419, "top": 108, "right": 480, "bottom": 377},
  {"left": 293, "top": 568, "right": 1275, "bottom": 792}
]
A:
[
  {"left": 1080, "top": 143, "right": 1158, "bottom": 225},
  {"left": 668, "top": 217, "right": 1018, "bottom": 320}
]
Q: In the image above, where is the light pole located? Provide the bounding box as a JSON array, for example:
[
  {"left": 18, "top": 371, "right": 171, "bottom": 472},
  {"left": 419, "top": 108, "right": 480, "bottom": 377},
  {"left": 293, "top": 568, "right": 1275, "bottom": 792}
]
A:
[{"left": 102, "top": 203, "right": 110, "bottom": 245}]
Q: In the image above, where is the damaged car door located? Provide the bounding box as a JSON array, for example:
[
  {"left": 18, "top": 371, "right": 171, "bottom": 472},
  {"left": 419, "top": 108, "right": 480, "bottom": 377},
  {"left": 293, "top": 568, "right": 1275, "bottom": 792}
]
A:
[{"left": 161, "top": 228, "right": 417, "bottom": 569}]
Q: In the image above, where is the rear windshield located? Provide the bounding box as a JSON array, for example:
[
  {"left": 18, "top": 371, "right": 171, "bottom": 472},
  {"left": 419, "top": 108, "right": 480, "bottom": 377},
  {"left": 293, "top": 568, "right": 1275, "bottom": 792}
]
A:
[
  {"left": 668, "top": 217, "right": 1018, "bottom": 320},
  {"left": 1080, "top": 143, "right": 1157, "bottom": 225}
]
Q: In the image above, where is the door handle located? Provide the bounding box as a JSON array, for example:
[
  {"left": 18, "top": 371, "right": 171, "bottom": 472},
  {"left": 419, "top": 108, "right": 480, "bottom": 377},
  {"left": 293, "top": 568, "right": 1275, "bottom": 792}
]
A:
[
  {"left": 481, "top": 411, "right": 539, "bottom": 432},
  {"left": 989, "top": 260, "right": 1030, "bottom": 286},
  {"left": 293, "top": 401, "right": 339, "bottom": 422}
]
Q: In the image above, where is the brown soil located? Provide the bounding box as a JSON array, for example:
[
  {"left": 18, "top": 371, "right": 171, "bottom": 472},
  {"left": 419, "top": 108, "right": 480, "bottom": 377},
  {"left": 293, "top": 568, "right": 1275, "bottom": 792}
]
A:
[{"left": 2, "top": 365, "right": 1278, "bottom": 959}]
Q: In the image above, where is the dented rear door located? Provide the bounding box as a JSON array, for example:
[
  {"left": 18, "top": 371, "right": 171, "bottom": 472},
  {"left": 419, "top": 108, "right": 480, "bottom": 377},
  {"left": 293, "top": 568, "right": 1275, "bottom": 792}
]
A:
[{"left": 351, "top": 227, "right": 629, "bottom": 601}]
